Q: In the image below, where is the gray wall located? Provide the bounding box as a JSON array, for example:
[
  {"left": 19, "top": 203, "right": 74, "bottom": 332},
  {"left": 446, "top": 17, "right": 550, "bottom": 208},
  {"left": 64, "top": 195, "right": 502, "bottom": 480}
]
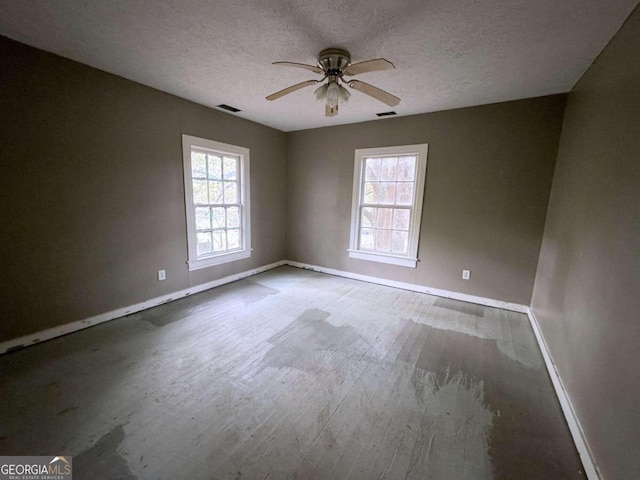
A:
[
  {"left": 0, "top": 36, "right": 287, "bottom": 342},
  {"left": 531, "top": 7, "right": 640, "bottom": 479},
  {"left": 287, "top": 96, "right": 566, "bottom": 305}
]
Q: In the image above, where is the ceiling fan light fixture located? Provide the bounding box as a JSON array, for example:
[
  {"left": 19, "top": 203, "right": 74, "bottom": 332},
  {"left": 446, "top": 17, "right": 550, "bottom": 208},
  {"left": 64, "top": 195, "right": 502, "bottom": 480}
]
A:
[
  {"left": 326, "top": 81, "right": 340, "bottom": 108},
  {"left": 314, "top": 84, "right": 328, "bottom": 101},
  {"left": 338, "top": 84, "right": 350, "bottom": 102},
  {"left": 314, "top": 81, "right": 350, "bottom": 107}
]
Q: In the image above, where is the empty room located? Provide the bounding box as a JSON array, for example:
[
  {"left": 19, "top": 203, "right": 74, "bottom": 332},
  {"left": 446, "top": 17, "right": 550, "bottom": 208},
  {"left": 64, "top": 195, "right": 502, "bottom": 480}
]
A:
[{"left": 0, "top": 1, "right": 638, "bottom": 479}]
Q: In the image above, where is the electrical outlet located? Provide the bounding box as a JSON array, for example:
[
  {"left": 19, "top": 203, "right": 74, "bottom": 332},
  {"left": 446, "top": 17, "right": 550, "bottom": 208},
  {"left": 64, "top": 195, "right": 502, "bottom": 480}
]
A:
[
  {"left": 158, "top": 269, "right": 166, "bottom": 281},
  {"left": 462, "top": 269, "right": 470, "bottom": 280}
]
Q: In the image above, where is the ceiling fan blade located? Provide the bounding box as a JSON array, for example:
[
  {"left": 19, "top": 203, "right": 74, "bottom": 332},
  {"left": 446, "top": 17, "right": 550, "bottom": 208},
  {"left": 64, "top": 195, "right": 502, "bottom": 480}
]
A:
[
  {"left": 325, "top": 104, "right": 338, "bottom": 117},
  {"left": 273, "top": 61, "right": 324, "bottom": 75},
  {"left": 343, "top": 58, "right": 395, "bottom": 76},
  {"left": 266, "top": 80, "right": 319, "bottom": 101},
  {"left": 348, "top": 80, "right": 400, "bottom": 107}
]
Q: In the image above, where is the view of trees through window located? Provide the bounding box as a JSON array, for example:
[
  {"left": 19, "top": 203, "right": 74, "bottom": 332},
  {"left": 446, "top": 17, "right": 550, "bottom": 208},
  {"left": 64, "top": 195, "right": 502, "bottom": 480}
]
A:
[
  {"left": 360, "top": 155, "right": 417, "bottom": 254},
  {"left": 190, "top": 149, "right": 242, "bottom": 257}
]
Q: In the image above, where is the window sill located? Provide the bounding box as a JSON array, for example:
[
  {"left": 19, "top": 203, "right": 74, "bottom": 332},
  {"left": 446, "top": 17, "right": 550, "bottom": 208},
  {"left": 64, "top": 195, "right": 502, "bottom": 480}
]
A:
[
  {"left": 348, "top": 249, "right": 417, "bottom": 268},
  {"left": 188, "top": 249, "right": 251, "bottom": 271}
]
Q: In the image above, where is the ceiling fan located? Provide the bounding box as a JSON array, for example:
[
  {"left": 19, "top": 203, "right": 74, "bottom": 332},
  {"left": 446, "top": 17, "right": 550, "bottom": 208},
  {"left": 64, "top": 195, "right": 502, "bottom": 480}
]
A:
[{"left": 266, "top": 48, "right": 400, "bottom": 117}]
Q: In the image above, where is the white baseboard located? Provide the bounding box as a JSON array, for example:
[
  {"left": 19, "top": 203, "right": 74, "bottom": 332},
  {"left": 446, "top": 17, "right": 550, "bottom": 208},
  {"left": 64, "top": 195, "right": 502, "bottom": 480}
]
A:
[
  {"left": 283, "top": 260, "right": 529, "bottom": 313},
  {"left": 0, "top": 260, "right": 286, "bottom": 355},
  {"left": 526, "top": 307, "right": 601, "bottom": 480}
]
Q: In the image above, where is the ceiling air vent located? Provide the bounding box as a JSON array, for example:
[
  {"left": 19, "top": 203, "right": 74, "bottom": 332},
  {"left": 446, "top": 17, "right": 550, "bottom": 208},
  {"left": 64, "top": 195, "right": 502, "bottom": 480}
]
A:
[
  {"left": 376, "top": 111, "right": 396, "bottom": 117},
  {"left": 217, "top": 104, "right": 241, "bottom": 113}
]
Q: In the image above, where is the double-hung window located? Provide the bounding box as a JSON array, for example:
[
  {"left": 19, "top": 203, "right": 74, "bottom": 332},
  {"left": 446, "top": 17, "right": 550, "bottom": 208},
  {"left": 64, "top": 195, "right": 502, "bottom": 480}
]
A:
[
  {"left": 348, "top": 144, "right": 428, "bottom": 268},
  {"left": 182, "top": 134, "right": 251, "bottom": 270}
]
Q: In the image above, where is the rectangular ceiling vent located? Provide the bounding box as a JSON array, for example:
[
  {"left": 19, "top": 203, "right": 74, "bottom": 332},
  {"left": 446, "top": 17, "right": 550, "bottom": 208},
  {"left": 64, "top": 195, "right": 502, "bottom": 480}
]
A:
[
  {"left": 217, "top": 104, "right": 241, "bottom": 113},
  {"left": 376, "top": 111, "right": 397, "bottom": 117}
]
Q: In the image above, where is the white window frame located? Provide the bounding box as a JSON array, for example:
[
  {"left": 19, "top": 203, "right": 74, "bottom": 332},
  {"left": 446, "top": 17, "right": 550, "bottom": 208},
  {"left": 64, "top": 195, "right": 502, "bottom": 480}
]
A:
[
  {"left": 348, "top": 144, "right": 428, "bottom": 268},
  {"left": 182, "top": 134, "right": 251, "bottom": 271}
]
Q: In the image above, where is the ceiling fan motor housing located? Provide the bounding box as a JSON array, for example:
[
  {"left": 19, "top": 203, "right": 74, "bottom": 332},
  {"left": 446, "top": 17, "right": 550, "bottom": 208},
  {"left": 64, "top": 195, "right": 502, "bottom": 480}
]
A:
[{"left": 318, "top": 48, "right": 351, "bottom": 75}]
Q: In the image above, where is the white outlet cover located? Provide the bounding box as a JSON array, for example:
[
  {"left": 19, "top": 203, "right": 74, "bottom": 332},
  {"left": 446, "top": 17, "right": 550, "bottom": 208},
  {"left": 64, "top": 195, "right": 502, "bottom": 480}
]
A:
[
  {"left": 158, "top": 270, "right": 166, "bottom": 281},
  {"left": 462, "top": 270, "right": 470, "bottom": 280}
]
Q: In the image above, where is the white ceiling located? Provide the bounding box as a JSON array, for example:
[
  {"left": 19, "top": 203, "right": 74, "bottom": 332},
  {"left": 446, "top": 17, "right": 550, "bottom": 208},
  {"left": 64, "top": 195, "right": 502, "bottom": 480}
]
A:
[{"left": 0, "top": 0, "right": 637, "bottom": 132}]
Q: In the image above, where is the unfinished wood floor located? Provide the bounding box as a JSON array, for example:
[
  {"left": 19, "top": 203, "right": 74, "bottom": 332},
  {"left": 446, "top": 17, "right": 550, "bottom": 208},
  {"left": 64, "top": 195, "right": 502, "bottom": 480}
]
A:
[{"left": 0, "top": 266, "right": 584, "bottom": 479}]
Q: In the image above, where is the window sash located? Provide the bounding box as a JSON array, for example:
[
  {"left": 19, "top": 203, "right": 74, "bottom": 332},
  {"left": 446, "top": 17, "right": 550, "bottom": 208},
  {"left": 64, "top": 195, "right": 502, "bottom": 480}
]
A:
[
  {"left": 194, "top": 204, "right": 243, "bottom": 257},
  {"left": 357, "top": 204, "right": 412, "bottom": 254}
]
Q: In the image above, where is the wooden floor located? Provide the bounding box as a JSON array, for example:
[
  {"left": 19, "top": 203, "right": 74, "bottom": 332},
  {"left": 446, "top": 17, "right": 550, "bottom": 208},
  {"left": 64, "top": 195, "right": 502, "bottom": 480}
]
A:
[{"left": 0, "top": 266, "right": 584, "bottom": 479}]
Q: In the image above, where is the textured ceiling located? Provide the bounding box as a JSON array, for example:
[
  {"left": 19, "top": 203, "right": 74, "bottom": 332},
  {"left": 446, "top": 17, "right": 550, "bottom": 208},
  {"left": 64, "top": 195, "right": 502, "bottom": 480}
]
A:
[{"left": 0, "top": 0, "right": 637, "bottom": 131}]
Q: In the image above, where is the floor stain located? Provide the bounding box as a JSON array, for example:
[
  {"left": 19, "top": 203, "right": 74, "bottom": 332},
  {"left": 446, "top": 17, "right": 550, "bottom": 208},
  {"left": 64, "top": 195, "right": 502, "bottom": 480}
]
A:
[
  {"left": 434, "top": 297, "right": 485, "bottom": 317},
  {"left": 142, "top": 280, "right": 279, "bottom": 327},
  {"left": 74, "top": 425, "right": 137, "bottom": 480},
  {"left": 410, "top": 371, "right": 492, "bottom": 480},
  {"left": 400, "top": 318, "right": 584, "bottom": 480},
  {"left": 411, "top": 305, "right": 542, "bottom": 369},
  {"left": 254, "top": 308, "right": 365, "bottom": 379},
  {"left": 235, "top": 281, "right": 279, "bottom": 305}
]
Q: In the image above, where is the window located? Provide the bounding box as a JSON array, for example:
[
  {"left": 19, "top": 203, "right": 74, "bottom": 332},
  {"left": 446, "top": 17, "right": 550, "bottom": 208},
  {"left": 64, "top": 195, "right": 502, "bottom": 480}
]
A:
[
  {"left": 182, "top": 134, "right": 251, "bottom": 270},
  {"left": 348, "top": 144, "right": 428, "bottom": 268}
]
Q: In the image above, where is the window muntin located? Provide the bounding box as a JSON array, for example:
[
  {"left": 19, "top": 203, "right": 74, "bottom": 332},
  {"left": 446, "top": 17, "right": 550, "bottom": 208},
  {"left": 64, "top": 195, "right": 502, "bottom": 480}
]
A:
[
  {"left": 349, "top": 144, "right": 428, "bottom": 268},
  {"left": 182, "top": 135, "right": 250, "bottom": 270}
]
